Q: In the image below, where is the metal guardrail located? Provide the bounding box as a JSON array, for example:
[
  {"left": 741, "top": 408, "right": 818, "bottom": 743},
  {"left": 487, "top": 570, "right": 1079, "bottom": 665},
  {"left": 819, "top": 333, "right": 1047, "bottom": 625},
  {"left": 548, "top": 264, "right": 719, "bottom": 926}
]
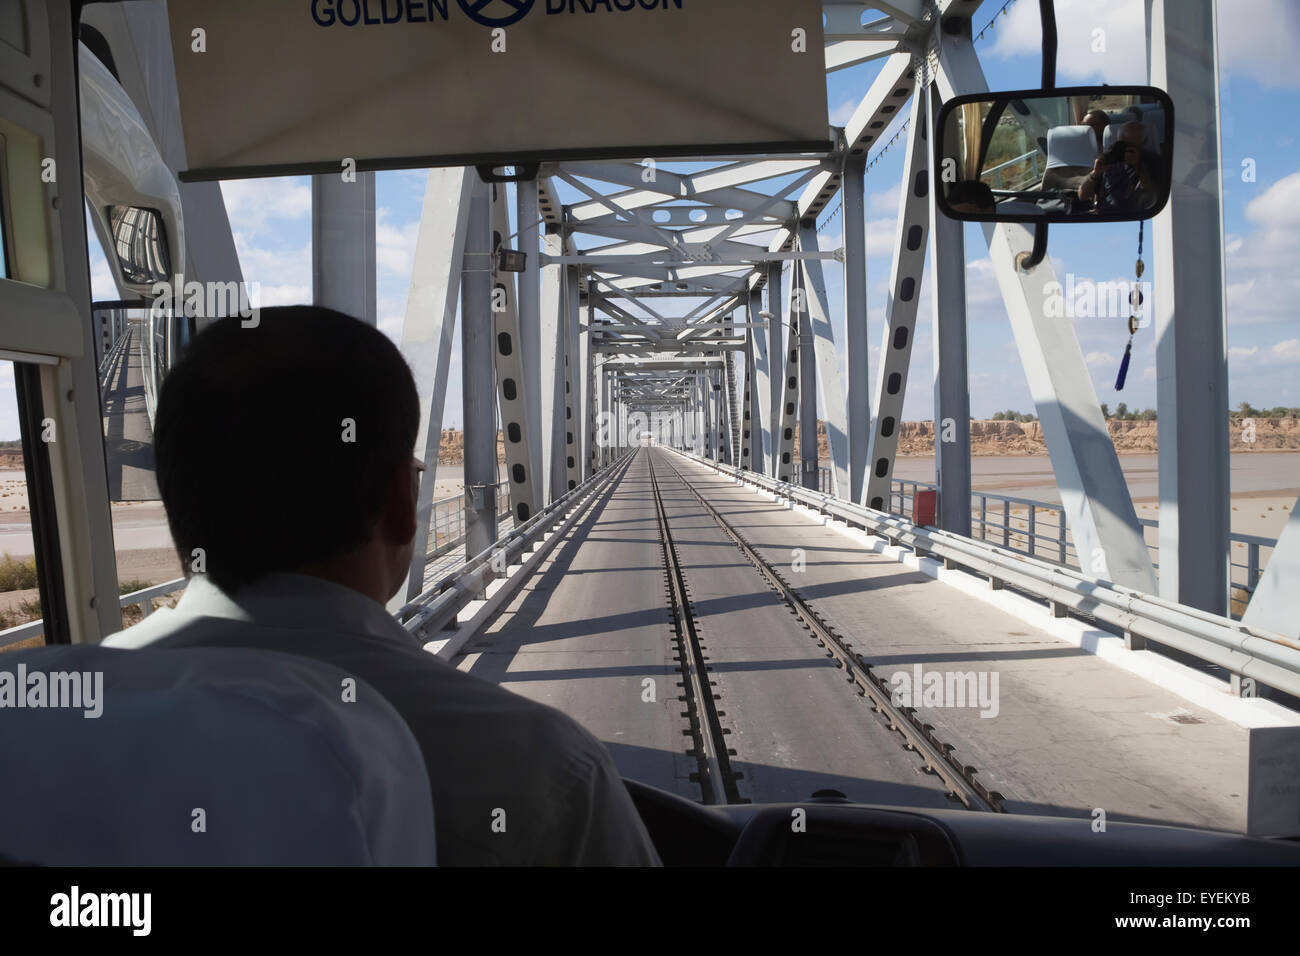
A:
[
  {"left": 712, "top": 454, "right": 1300, "bottom": 699},
  {"left": 97, "top": 325, "right": 132, "bottom": 404},
  {"left": 814, "top": 466, "right": 1277, "bottom": 608},
  {"left": 981, "top": 148, "right": 1044, "bottom": 190},
  {"left": 884, "top": 476, "right": 1275, "bottom": 605},
  {"left": 397, "top": 453, "right": 632, "bottom": 640}
]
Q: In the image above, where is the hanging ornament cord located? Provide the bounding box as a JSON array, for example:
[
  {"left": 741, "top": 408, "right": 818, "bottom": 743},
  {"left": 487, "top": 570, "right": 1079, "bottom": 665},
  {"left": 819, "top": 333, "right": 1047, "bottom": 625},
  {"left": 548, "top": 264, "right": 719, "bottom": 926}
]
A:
[{"left": 1115, "top": 221, "right": 1144, "bottom": 391}]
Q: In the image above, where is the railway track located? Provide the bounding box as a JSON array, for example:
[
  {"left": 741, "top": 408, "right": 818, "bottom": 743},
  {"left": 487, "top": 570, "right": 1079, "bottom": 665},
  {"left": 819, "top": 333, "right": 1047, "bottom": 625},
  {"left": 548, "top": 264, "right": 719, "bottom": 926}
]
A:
[
  {"left": 652, "top": 449, "right": 1006, "bottom": 814},
  {"left": 646, "top": 452, "right": 746, "bottom": 805}
]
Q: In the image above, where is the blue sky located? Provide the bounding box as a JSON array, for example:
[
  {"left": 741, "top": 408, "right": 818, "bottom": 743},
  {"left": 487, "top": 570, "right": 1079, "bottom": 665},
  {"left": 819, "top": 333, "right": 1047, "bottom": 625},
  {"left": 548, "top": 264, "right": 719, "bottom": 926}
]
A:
[{"left": 3, "top": 0, "right": 1297, "bottom": 440}]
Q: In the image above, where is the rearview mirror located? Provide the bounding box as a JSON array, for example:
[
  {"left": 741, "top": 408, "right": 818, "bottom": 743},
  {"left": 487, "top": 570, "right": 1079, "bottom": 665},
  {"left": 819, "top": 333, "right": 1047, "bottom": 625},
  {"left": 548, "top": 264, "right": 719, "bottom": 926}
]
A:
[{"left": 934, "top": 85, "right": 1174, "bottom": 223}]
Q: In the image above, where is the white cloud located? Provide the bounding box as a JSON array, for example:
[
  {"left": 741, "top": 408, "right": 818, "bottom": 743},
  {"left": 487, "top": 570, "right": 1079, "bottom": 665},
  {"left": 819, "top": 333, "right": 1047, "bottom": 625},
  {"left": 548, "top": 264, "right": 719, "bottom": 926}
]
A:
[
  {"left": 248, "top": 284, "right": 311, "bottom": 308},
  {"left": 1216, "top": 0, "right": 1300, "bottom": 89},
  {"left": 1228, "top": 338, "right": 1300, "bottom": 367},
  {"left": 376, "top": 208, "right": 419, "bottom": 279},
  {"left": 985, "top": 0, "right": 1147, "bottom": 83},
  {"left": 1225, "top": 167, "right": 1300, "bottom": 327},
  {"left": 829, "top": 93, "right": 859, "bottom": 127},
  {"left": 1245, "top": 170, "right": 1300, "bottom": 230},
  {"left": 220, "top": 177, "right": 311, "bottom": 231},
  {"left": 1085, "top": 350, "right": 1114, "bottom": 367},
  {"left": 868, "top": 179, "right": 901, "bottom": 215}
]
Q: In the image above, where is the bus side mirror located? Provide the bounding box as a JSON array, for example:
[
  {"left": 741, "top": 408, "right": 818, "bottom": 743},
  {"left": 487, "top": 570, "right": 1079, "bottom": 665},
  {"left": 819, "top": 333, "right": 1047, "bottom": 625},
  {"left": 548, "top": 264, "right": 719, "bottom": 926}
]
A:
[{"left": 934, "top": 85, "right": 1174, "bottom": 224}]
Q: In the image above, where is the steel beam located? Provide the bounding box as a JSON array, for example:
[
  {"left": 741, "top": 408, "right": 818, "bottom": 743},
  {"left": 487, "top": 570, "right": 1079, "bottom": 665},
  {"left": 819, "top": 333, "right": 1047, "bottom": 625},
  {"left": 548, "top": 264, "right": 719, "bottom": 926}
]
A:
[
  {"left": 842, "top": 153, "right": 870, "bottom": 502},
  {"left": 746, "top": 288, "right": 769, "bottom": 471},
  {"left": 460, "top": 177, "right": 497, "bottom": 567},
  {"left": 397, "top": 166, "right": 474, "bottom": 605},
  {"left": 1242, "top": 499, "right": 1300, "bottom": 638},
  {"left": 797, "top": 223, "right": 851, "bottom": 498},
  {"left": 799, "top": 267, "right": 818, "bottom": 489},
  {"left": 540, "top": 226, "right": 566, "bottom": 501},
  {"left": 935, "top": 30, "right": 1157, "bottom": 593},
  {"left": 863, "top": 83, "right": 929, "bottom": 512},
  {"left": 775, "top": 269, "right": 801, "bottom": 484},
  {"left": 563, "top": 266, "right": 582, "bottom": 491},
  {"left": 515, "top": 179, "right": 546, "bottom": 506},
  {"left": 1147, "top": 0, "right": 1231, "bottom": 612},
  {"left": 491, "top": 183, "right": 542, "bottom": 525},
  {"left": 311, "top": 172, "right": 376, "bottom": 325},
  {"left": 766, "top": 261, "right": 785, "bottom": 476},
  {"left": 926, "top": 82, "right": 971, "bottom": 536}
]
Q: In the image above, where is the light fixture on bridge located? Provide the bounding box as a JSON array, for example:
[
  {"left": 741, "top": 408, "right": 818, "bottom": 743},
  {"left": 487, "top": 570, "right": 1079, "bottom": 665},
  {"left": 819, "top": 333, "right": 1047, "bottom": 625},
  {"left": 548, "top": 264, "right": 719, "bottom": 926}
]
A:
[{"left": 496, "top": 248, "right": 527, "bottom": 273}]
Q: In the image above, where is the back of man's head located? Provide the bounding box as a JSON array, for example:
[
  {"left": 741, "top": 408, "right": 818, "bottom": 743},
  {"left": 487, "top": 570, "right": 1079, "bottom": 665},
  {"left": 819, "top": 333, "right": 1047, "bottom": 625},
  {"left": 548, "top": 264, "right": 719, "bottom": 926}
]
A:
[{"left": 154, "top": 306, "right": 420, "bottom": 594}]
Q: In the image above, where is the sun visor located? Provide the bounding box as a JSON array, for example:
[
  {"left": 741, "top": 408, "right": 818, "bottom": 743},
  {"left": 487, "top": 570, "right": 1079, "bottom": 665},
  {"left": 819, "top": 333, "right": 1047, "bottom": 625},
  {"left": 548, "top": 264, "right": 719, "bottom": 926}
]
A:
[{"left": 165, "top": 0, "right": 832, "bottom": 180}]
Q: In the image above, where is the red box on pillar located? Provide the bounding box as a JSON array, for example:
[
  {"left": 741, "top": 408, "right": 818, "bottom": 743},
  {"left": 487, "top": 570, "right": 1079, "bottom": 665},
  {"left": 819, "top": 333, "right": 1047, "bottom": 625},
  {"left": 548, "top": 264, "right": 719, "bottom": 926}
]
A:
[{"left": 913, "top": 489, "right": 936, "bottom": 527}]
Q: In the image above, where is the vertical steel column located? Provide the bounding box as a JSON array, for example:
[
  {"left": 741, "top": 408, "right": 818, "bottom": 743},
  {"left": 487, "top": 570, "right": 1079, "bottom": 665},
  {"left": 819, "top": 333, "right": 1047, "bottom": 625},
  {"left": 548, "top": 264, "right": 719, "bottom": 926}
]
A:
[
  {"left": 863, "top": 82, "right": 930, "bottom": 512},
  {"left": 1148, "top": 0, "right": 1231, "bottom": 612},
  {"left": 746, "top": 289, "right": 767, "bottom": 471},
  {"left": 766, "top": 262, "right": 785, "bottom": 476},
  {"left": 742, "top": 330, "right": 756, "bottom": 470},
  {"left": 540, "top": 224, "right": 566, "bottom": 502},
  {"left": 775, "top": 269, "right": 802, "bottom": 484},
  {"left": 937, "top": 28, "right": 1156, "bottom": 593},
  {"left": 397, "top": 166, "right": 474, "bottom": 606},
  {"left": 312, "top": 172, "right": 377, "bottom": 325},
  {"left": 798, "top": 224, "right": 851, "bottom": 497},
  {"left": 927, "top": 82, "right": 972, "bottom": 536},
  {"left": 515, "top": 180, "right": 545, "bottom": 502},
  {"left": 579, "top": 288, "right": 592, "bottom": 480},
  {"left": 600, "top": 364, "right": 611, "bottom": 468},
  {"left": 842, "top": 154, "right": 870, "bottom": 501},
  {"left": 798, "top": 264, "right": 818, "bottom": 490},
  {"left": 490, "top": 184, "right": 541, "bottom": 526},
  {"left": 563, "top": 266, "right": 581, "bottom": 491},
  {"left": 461, "top": 177, "right": 496, "bottom": 565}
]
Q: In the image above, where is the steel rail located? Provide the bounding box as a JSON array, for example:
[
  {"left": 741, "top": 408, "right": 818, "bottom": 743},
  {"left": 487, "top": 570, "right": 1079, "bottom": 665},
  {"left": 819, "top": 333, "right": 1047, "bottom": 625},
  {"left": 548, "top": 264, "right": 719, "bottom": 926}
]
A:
[
  {"left": 646, "top": 451, "right": 743, "bottom": 806},
  {"left": 656, "top": 451, "right": 1002, "bottom": 813},
  {"left": 689, "top": 452, "right": 1300, "bottom": 700}
]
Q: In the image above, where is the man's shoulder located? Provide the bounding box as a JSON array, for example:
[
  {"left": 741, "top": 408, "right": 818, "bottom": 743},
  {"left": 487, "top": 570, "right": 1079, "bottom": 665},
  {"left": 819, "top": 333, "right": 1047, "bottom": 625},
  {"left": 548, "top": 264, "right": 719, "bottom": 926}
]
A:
[{"left": 377, "top": 642, "right": 608, "bottom": 770}]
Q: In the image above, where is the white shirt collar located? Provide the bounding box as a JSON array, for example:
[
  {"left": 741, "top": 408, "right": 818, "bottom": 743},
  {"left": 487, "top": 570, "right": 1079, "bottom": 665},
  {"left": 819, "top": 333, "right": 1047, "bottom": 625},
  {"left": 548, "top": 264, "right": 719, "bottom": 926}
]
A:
[{"left": 104, "top": 573, "right": 416, "bottom": 649}]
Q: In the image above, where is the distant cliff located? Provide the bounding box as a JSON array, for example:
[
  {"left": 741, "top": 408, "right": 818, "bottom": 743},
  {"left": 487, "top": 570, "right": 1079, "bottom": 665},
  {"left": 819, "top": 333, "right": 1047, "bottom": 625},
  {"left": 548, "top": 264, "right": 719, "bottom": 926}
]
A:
[{"left": 809, "top": 417, "right": 1300, "bottom": 457}]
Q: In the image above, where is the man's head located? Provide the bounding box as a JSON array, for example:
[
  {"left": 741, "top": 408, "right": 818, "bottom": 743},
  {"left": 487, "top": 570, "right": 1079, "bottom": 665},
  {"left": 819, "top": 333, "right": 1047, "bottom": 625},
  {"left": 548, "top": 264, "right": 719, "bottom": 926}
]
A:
[
  {"left": 1082, "top": 109, "right": 1110, "bottom": 146},
  {"left": 1118, "top": 120, "right": 1147, "bottom": 148},
  {"left": 155, "top": 306, "right": 421, "bottom": 600}
]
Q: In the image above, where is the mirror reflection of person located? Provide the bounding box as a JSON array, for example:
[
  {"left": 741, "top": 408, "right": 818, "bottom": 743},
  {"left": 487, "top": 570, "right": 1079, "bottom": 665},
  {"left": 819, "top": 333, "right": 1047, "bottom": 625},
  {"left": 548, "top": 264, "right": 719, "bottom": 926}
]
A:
[
  {"left": 1081, "top": 109, "right": 1110, "bottom": 151},
  {"left": 1077, "top": 120, "right": 1160, "bottom": 214}
]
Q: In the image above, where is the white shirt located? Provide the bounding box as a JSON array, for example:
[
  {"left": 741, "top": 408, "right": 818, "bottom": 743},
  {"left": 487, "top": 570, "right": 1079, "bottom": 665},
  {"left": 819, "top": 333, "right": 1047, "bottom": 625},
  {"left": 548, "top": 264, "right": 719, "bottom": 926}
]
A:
[{"left": 104, "top": 573, "right": 661, "bottom": 866}]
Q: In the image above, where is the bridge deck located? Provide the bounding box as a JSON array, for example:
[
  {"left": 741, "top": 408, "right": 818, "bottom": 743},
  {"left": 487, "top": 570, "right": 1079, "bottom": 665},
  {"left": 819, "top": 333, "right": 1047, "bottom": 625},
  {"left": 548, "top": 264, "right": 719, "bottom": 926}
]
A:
[{"left": 455, "top": 447, "right": 1255, "bottom": 830}]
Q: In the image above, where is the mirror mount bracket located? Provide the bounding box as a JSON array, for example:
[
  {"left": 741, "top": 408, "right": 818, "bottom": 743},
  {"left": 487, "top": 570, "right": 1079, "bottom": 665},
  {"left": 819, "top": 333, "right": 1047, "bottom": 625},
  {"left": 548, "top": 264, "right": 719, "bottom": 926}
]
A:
[
  {"left": 1016, "top": 0, "right": 1059, "bottom": 272},
  {"left": 1015, "top": 225, "right": 1050, "bottom": 274}
]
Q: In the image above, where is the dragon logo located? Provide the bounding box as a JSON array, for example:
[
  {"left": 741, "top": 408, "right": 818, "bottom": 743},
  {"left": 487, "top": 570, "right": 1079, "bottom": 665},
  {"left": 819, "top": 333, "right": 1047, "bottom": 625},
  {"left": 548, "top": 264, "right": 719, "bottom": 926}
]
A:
[{"left": 457, "top": 0, "right": 536, "bottom": 28}]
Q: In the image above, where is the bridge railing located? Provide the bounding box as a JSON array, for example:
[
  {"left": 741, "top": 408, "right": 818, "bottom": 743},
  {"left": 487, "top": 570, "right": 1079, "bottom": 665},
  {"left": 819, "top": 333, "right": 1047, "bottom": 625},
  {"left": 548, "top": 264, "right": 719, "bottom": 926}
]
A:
[
  {"left": 712, "top": 454, "right": 1300, "bottom": 699},
  {"left": 880, "top": 476, "right": 1275, "bottom": 612}
]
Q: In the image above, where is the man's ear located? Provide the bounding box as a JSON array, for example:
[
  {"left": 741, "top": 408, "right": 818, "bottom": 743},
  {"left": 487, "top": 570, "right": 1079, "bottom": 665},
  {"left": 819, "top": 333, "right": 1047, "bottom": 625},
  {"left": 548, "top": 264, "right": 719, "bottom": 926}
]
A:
[{"left": 381, "top": 461, "right": 418, "bottom": 546}]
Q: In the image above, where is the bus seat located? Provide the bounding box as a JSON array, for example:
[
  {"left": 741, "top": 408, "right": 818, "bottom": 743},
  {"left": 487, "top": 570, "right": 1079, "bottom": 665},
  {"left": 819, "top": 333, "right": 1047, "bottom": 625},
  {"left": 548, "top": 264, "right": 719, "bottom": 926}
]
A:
[
  {"left": 0, "top": 645, "right": 435, "bottom": 866},
  {"left": 1042, "top": 125, "right": 1097, "bottom": 190}
]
